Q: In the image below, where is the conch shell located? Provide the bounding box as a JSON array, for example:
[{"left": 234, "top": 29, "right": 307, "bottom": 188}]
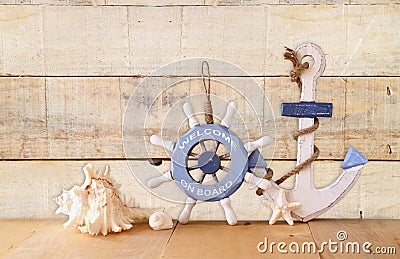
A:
[
  {"left": 149, "top": 211, "right": 173, "bottom": 231},
  {"left": 54, "top": 163, "right": 150, "bottom": 235}
]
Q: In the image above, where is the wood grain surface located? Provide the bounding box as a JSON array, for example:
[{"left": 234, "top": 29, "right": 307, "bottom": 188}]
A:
[
  {"left": 0, "top": 5, "right": 398, "bottom": 76},
  {"left": 0, "top": 160, "right": 398, "bottom": 219},
  {"left": 3, "top": 220, "right": 176, "bottom": 258},
  {"left": 0, "top": 77, "right": 398, "bottom": 160},
  {"left": 0, "top": 2, "right": 398, "bottom": 220},
  {"left": 1, "top": 220, "right": 399, "bottom": 258}
]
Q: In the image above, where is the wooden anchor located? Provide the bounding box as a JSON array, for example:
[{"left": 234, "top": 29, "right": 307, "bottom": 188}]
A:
[{"left": 263, "top": 43, "right": 368, "bottom": 222}]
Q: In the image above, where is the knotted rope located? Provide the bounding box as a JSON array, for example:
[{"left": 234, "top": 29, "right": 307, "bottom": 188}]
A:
[
  {"left": 256, "top": 47, "right": 320, "bottom": 195},
  {"left": 283, "top": 47, "right": 309, "bottom": 90}
]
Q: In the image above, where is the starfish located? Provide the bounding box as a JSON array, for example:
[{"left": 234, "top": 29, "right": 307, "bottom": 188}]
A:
[{"left": 263, "top": 189, "right": 301, "bottom": 226}]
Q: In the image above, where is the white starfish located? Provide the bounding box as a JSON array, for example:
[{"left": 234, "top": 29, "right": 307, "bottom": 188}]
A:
[{"left": 263, "top": 189, "right": 301, "bottom": 226}]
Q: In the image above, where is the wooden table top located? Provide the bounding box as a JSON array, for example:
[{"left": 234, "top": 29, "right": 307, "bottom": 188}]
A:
[{"left": 1, "top": 219, "right": 398, "bottom": 259}]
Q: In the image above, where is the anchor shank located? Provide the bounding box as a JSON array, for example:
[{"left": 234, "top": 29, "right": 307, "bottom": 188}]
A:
[
  {"left": 300, "top": 76, "right": 316, "bottom": 102},
  {"left": 296, "top": 67, "right": 317, "bottom": 190},
  {"left": 294, "top": 44, "right": 325, "bottom": 190}
]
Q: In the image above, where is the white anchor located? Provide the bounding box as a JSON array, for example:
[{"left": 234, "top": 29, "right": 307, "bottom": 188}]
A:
[{"left": 263, "top": 43, "right": 368, "bottom": 222}]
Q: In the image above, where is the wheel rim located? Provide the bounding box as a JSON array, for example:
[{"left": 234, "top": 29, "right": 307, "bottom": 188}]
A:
[{"left": 171, "top": 124, "right": 248, "bottom": 201}]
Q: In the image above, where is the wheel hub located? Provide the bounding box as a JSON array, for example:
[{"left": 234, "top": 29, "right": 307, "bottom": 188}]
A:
[{"left": 198, "top": 151, "right": 221, "bottom": 174}]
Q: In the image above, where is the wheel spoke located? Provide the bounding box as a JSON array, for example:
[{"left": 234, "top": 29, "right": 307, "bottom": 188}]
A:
[
  {"left": 219, "top": 153, "right": 230, "bottom": 159},
  {"left": 213, "top": 141, "right": 220, "bottom": 153},
  {"left": 187, "top": 165, "right": 200, "bottom": 171},
  {"left": 212, "top": 173, "right": 219, "bottom": 182},
  {"left": 199, "top": 141, "right": 207, "bottom": 152},
  {"left": 219, "top": 165, "right": 230, "bottom": 172},
  {"left": 189, "top": 151, "right": 199, "bottom": 158},
  {"left": 199, "top": 173, "right": 206, "bottom": 183}
]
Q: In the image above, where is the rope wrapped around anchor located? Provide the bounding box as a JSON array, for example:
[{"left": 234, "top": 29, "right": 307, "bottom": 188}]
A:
[{"left": 256, "top": 47, "right": 320, "bottom": 195}]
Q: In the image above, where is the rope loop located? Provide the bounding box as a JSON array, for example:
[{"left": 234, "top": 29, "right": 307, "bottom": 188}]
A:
[
  {"left": 202, "top": 61, "right": 214, "bottom": 124},
  {"left": 284, "top": 47, "right": 309, "bottom": 90}
]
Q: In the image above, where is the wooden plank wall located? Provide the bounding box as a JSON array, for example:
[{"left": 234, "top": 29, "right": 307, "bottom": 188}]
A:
[{"left": 0, "top": 1, "right": 399, "bottom": 220}]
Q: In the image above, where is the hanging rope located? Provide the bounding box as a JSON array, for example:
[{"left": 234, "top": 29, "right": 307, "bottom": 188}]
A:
[
  {"left": 283, "top": 47, "right": 309, "bottom": 90},
  {"left": 202, "top": 61, "right": 214, "bottom": 124},
  {"left": 179, "top": 61, "right": 214, "bottom": 136},
  {"left": 178, "top": 118, "right": 190, "bottom": 136}
]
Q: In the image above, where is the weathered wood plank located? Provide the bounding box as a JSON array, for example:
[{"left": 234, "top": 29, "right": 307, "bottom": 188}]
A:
[
  {"left": 44, "top": 6, "right": 130, "bottom": 75},
  {"left": 162, "top": 221, "right": 318, "bottom": 258},
  {"left": 0, "top": 6, "right": 45, "bottom": 75},
  {"left": 0, "top": 160, "right": 397, "bottom": 219},
  {"left": 181, "top": 6, "right": 267, "bottom": 76},
  {"left": 31, "top": 0, "right": 106, "bottom": 5},
  {"left": 128, "top": 6, "right": 183, "bottom": 76},
  {"left": 208, "top": 0, "right": 399, "bottom": 4},
  {"left": 0, "top": 78, "right": 48, "bottom": 159},
  {"left": 359, "top": 161, "right": 400, "bottom": 219},
  {"left": 266, "top": 5, "right": 346, "bottom": 76},
  {"left": 46, "top": 77, "right": 124, "bottom": 158},
  {"left": 3, "top": 0, "right": 399, "bottom": 5},
  {"left": 309, "top": 219, "right": 400, "bottom": 258},
  {"left": 349, "top": 0, "right": 399, "bottom": 3},
  {"left": 206, "top": 0, "right": 349, "bottom": 4},
  {"left": 0, "top": 77, "right": 398, "bottom": 160},
  {"left": 109, "top": 0, "right": 203, "bottom": 5},
  {"left": 0, "top": 6, "right": 399, "bottom": 76},
  {"left": 126, "top": 76, "right": 399, "bottom": 161},
  {"left": 3, "top": 220, "right": 175, "bottom": 258},
  {"left": 344, "top": 5, "right": 400, "bottom": 76},
  {"left": 0, "top": 160, "right": 184, "bottom": 219},
  {"left": 345, "top": 78, "right": 399, "bottom": 161}
]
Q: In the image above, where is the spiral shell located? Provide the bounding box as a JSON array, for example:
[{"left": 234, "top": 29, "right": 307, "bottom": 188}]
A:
[
  {"left": 149, "top": 212, "right": 173, "bottom": 231},
  {"left": 54, "top": 163, "right": 150, "bottom": 235}
]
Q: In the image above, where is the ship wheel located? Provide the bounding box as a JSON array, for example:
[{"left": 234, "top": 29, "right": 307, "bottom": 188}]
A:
[
  {"left": 147, "top": 101, "right": 274, "bottom": 225},
  {"left": 171, "top": 124, "right": 248, "bottom": 202}
]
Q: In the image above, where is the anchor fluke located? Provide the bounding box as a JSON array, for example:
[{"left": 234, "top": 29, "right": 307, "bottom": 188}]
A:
[
  {"left": 265, "top": 147, "right": 368, "bottom": 222},
  {"left": 341, "top": 146, "right": 368, "bottom": 170}
]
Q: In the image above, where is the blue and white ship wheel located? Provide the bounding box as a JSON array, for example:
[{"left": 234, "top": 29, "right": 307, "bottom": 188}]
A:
[
  {"left": 171, "top": 124, "right": 249, "bottom": 202},
  {"left": 147, "top": 101, "right": 274, "bottom": 225}
]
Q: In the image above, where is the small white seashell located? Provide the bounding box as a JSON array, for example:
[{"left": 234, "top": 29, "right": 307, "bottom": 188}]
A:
[{"left": 149, "top": 212, "right": 173, "bottom": 231}]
